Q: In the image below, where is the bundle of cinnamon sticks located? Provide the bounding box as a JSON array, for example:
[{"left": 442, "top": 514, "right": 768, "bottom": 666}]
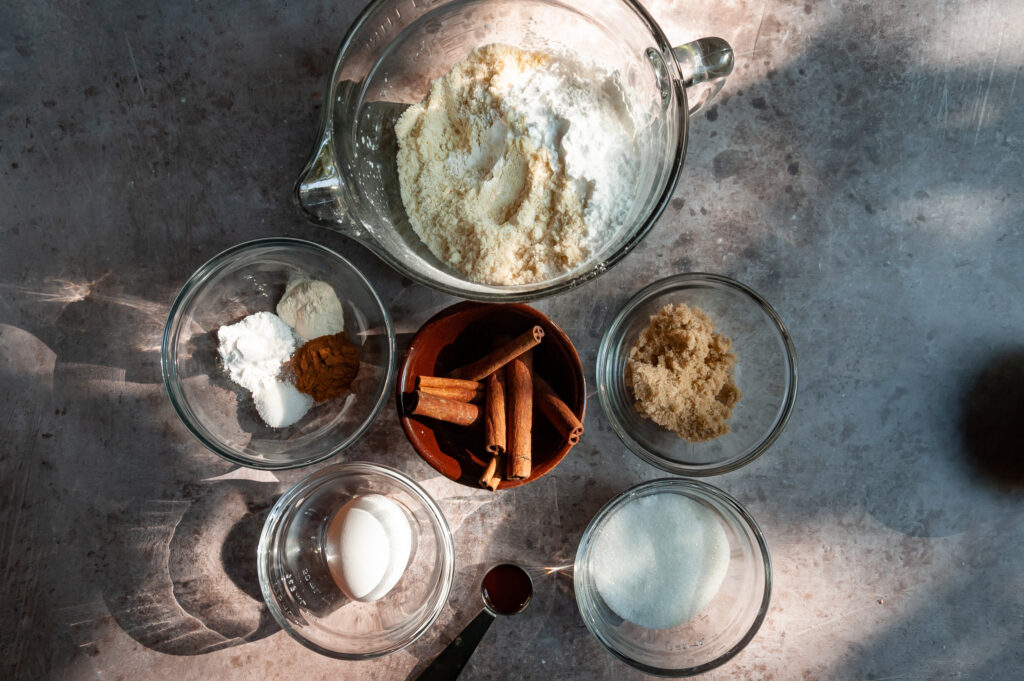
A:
[{"left": 404, "top": 325, "right": 584, "bottom": 490}]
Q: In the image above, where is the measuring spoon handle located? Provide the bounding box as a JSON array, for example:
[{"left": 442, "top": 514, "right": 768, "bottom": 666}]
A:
[{"left": 413, "top": 609, "right": 495, "bottom": 681}]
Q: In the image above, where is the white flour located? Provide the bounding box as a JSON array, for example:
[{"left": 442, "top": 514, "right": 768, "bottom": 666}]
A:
[
  {"left": 495, "top": 50, "right": 638, "bottom": 234},
  {"left": 217, "top": 311, "right": 312, "bottom": 428},
  {"left": 396, "top": 44, "right": 639, "bottom": 285}
]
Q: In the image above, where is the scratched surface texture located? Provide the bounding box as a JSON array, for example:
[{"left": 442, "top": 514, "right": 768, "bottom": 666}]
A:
[{"left": 2, "top": 0, "right": 1023, "bottom": 679}]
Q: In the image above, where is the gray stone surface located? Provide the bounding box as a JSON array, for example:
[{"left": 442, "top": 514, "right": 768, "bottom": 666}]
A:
[{"left": 2, "top": 0, "right": 1023, "bottom": 679}]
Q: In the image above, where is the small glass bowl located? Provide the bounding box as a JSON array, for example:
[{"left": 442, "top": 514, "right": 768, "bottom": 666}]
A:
[
  {"left": 574, "top": 478, "right": 771, "bottom": 676},
  {"left": 257, "top": 462, "right": 455, "bottom": 659},
  {"left": 161, "top": 238, "right": 395, "bottom": 469},
  {"left": 597, "top": 273, "right": 797, "bottom": 476}
]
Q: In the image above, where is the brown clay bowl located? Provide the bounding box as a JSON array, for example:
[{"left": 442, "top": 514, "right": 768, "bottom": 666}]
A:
[{"left": 397, "top": 302, "right": 586, "bottom": 489}]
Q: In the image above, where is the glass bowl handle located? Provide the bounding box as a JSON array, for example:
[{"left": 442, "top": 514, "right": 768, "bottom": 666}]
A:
[{"left": 673, "top": 36, "right": 734, "bottom": 115}]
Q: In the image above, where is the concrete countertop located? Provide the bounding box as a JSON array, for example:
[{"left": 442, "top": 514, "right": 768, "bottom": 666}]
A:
[{"left": 2, "top": 1, "right": 1022, "bottom": 679}]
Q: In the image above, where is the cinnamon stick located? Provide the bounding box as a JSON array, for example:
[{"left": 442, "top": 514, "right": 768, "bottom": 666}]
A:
[
  {"left": 419, "top": 384, "right": 485, "bottom": 403},
  {"left": 533, "top": 375, "right": 584, "bottom": 442},
  {"left": 405, "top": 390, "right": 481, "bottom": 427},
  {"left": 505, "top": 350, "right": 533, "bottom": 480},
  {"left": 481, "top": 337, "right": 510, "bottom": 491},
  {"left": 417, "top": 376, "right": 482, "bottom": 391},
  {"left": 478, "top": 455, "right": 499, "bottom": 489},
  {"left": 485, "top": 371, "right": 506, "bottom": 456},
  {"left": 484, "top": 468, "right": 501, "bottom": 491},
  {"left": 448, "top": 326, "right": 545, "bottom": 382}
]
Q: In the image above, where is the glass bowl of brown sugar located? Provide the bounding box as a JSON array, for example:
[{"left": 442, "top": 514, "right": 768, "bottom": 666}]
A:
[
  {"left": 161, "top": 238, "right": 395, "bottom": 469},
  {"left": 596, "top": 273, "right": 797, "bottom": 476}
]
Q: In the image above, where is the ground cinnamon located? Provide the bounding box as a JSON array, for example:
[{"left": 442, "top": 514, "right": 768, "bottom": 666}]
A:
[{"left": 289, "top": 332, "right": 360, "bottom": 402}]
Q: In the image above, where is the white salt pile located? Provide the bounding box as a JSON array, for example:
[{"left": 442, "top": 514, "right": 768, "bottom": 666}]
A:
[{"left": 591, "top": 493, "right": 730, "bottom": 630}]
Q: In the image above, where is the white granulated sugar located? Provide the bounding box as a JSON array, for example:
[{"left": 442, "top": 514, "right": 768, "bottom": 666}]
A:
[
  {"left": 395, "top": 44, "right": 638, "bottom": 285},
  {"left": 217, "top": 311, "right": 312, "bottom": 428},
  {"left": 591, "top": 493, "right": 730, "bottom": 630},
  {"left": 251, "top": 378, "right": 313, "bottom": 430}
]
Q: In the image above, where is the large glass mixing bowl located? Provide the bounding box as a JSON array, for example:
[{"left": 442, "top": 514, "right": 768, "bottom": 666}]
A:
[{"left": 296, "top": 0, "right": 733, "bottom": 301}]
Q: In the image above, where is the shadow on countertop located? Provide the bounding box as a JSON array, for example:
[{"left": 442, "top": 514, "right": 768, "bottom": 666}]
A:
[
  {"left": 960, "top": 348, "right": 1024, "bottom": 488},
  {"left": 100, "top": 481, "right": 281, "bottom": 655},
  {"left": 825, "top": 535, "right": 1024, "bottom": 679}
]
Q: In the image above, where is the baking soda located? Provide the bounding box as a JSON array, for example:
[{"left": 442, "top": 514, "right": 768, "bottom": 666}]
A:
[{"left": 216, "top": 311, "right": 312, "bottom": 428}]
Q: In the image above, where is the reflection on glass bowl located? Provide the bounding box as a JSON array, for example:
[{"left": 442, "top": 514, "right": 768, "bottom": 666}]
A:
[
  {"left": 597, "top": 273, "right": 797, "bottom": 476},
  {"left": 161, "top": 238, "right": 395, "bottom": 469}
]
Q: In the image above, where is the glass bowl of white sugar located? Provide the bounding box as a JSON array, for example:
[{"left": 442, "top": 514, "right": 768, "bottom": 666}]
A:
[
  {"left": 162, "top": 238, "right": 395, "bottom": 469},
  {"left": 574, "top": 478, "right": 771, "bottom": 676}
]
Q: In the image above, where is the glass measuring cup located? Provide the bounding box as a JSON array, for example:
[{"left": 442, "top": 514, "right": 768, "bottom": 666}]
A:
[
  {"left": 296, "top": 0, "right": 733, "bottom": 301},
  {"left": 256, "top": 463, "right": 455, "bottom": 659}
]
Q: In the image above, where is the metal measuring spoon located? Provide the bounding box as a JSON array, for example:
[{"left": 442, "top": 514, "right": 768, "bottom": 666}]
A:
[{"left": 414, "top": 563, "right": 533, "bottom": 681}]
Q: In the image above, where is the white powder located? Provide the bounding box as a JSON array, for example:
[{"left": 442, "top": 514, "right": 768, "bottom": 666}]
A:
[
  {"left": 251, "top": 379, "right": 313, "bottom": 430},
  {"left": 217, "top": 311, "right": 312, "bottom": 428},
  {"left": 591, "top": 493, "right": 730, "bottom": 630},
  {"left": 276, "top": 279, "right": 345, "bottom": 342},
  {"left": 494, "top": 49, "right": 638, "bottom": 234},
  {"left": 395, "top": 44, "right": 638, "bottom": 285}
]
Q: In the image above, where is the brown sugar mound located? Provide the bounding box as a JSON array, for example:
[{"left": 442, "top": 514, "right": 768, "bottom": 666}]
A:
[
  {"left": 625, "top": 304, "right": 741, "bottom": 442},
  {"left": 289, "top": 332, "right": 360, "bottom": 402}
]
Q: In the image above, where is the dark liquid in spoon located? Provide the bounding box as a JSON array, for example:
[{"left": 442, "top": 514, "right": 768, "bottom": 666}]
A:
[{"left": 481, "top": 563, "right": 533, "bottom": 615}]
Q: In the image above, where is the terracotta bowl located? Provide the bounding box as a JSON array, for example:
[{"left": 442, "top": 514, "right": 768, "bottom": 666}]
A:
[{"left": 397, "top": 302, "right": 586, "bottom": 489}]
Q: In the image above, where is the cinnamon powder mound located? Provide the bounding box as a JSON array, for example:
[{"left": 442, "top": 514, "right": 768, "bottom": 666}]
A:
[
  {"left": 625, "top": 304, "right": 741, "bottom": 442},
  {"left": 288, "top": 332, "right": 360, "bottom": 402}
]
